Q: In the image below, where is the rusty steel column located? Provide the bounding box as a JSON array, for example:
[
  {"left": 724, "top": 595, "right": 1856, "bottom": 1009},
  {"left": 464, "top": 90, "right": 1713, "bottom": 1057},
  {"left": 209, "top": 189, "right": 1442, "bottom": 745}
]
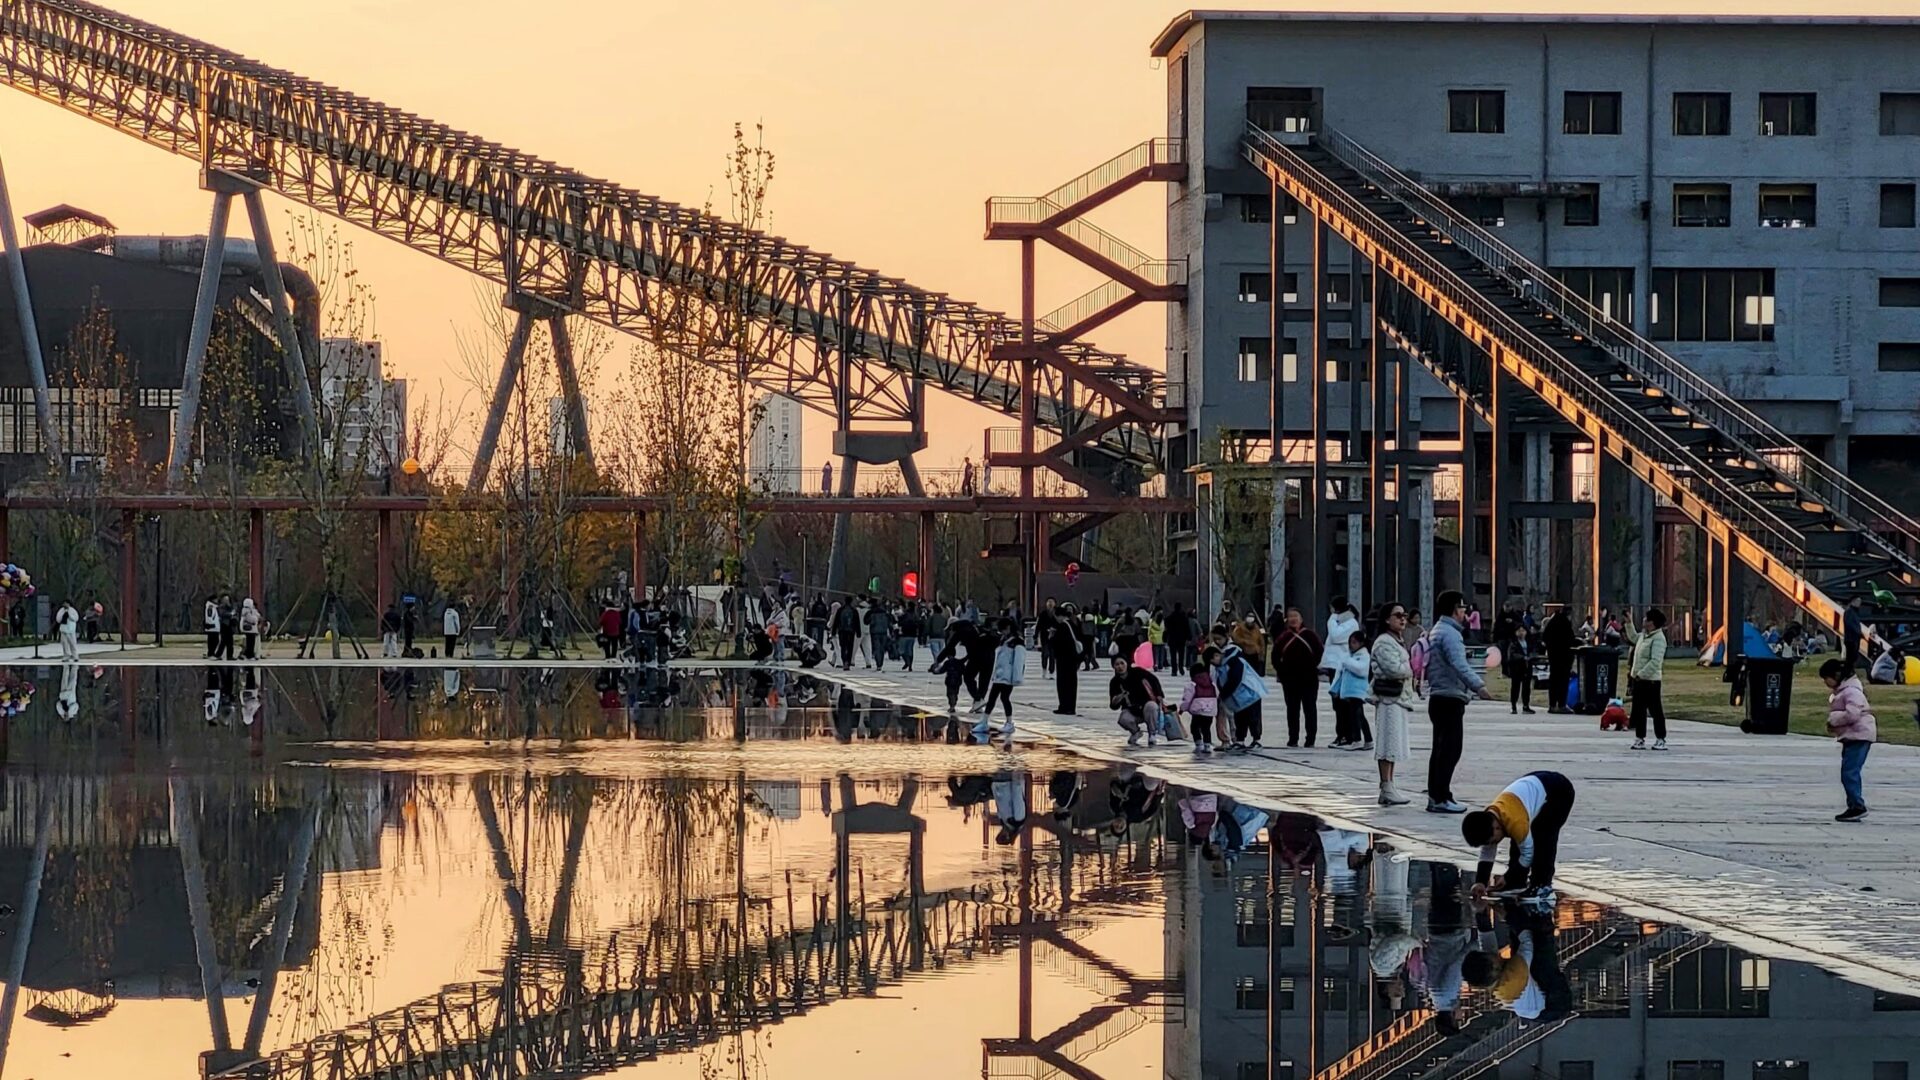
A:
[
  {"left": 1020, "top": 236, "right": 1040, "bottom": 614},
  {"left": 248, "top": 509, "right": 266, "bottom": 609},
  {"left": 120, "top": 510, "right": 139, "bottom": 643},
  {"left": 376, "top": 509, "right": 394, "bottom": 617}
]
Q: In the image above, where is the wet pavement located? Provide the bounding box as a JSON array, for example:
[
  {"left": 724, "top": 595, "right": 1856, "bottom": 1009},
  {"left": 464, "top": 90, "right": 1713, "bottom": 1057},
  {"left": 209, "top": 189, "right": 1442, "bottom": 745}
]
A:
[{"left": 0, "top": 665, "right": 1916, "bottom": 1078}]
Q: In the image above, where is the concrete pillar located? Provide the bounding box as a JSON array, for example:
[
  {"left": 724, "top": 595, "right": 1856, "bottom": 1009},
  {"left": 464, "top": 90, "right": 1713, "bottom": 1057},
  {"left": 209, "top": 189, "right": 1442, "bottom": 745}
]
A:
[
  {"left": 0, "top": 149, "right": 60, "bottom": 465},
  {"left": 1523, "top": 432, "right": 1552, "bottom": 600},
  {"left": 247, "top": 509, "right": 266, "bottom": 608},
  {"left": 167, "top": 185, "right": 239, "bottom": 486},
  {"left": 1417, "top": 479, "right": 1436, "bottom": 616},
  {"left": 376, "top": 509, "right": 394, "bottom": 616},
  {"left": 1457, "top": 403, "right": 1478, "bottom": 607},
  {"left": 121, "top": 509, "right": 139, "bottom": 644},
  {"left": 825, "top": 456, "right": 857, "bottom": 596},
  {"left": 1345, "top": 511, "right": 1364, "bottom": 610},
  {"left": 918, "top": 511, "right": 936, "bottom": 603},
  {"left": 1488, "top": 371, "right": 1511, "bottom": 613},
  {"left": 1304, "top": 220, "right": 1328, "bottom": 622}
]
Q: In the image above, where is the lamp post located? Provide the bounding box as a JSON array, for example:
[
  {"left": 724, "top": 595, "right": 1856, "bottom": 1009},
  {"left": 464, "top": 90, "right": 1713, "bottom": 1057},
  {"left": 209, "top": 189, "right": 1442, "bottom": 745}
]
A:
[{"left": 147, "top": 513, "right": 165, "bottom": 647}]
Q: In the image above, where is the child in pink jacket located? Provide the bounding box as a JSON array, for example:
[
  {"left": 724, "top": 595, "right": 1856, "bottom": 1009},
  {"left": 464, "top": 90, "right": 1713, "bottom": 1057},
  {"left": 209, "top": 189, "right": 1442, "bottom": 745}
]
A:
[
  {"left": 1180, "top": 662, "right": 1220, "bottom": 756},
  {"left": 1819, "top": 658, "right": 1877, "bottom": 822}
]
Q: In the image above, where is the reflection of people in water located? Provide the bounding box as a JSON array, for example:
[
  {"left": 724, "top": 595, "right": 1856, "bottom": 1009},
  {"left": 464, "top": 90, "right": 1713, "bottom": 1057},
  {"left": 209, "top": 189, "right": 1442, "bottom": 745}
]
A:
[
  {"left": 1107, "top": 770, "right": 1165, "bottom": 836},
  {"left": 204, "top": 668, "right": 224, "bottom": 725},
  {"left": 1462, "top": 906, "right": 1573, "bottom": 1022},
  {"left": 1464, "top": 770, "right": 1577, "bottom": 905},
  {"left": 991, "top": 770, "right": 1028, "bottom": 844},
  {"left": 1367, "top": 851, "right": 1418, "bottom": 1012},
  {"left": 1415, "top": 861, "right": 1481, "bottom": 1034},
  {"left": 56, "top": 664, "right": 80, "bottom": 720},
  {"left": 443, "top": 667, "right": 462, "bottom": 701}
]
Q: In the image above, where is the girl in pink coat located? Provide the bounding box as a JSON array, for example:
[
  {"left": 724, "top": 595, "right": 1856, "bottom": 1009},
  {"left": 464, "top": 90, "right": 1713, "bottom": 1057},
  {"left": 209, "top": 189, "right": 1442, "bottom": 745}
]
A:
[{"left": 1819, "top": 658, "right": 1877, "bottom": 822}]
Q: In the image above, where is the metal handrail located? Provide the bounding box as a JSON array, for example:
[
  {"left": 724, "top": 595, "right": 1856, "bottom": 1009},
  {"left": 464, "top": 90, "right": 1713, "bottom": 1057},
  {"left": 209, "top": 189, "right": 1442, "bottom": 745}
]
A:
[
  {"left": 1317, "top": 127, "right": 1920, "bottom": 580},
  {"left": 1038, "top": 138, "right": 1184, "bottom": 212},
  {"left": 1242, "top": 123, "right": 1812, "bottom": 575}
]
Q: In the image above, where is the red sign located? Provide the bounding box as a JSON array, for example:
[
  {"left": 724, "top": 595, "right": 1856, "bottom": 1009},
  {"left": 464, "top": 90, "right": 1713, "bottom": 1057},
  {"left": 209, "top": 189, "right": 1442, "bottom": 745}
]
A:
[{"left": 902, "top": 571, "right": 920, "bottom": 599}]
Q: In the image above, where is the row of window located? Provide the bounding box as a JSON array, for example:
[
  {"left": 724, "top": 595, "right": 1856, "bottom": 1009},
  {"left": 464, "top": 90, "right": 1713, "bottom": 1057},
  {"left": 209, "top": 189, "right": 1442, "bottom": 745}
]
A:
[
  {"left": 1659, "top": 1063, "right": 1908, "bottom": 1080},
  {"left": 1230, "top": 270, "right": 1920, "bottom": 370},
  {"left": 1239, "top": 183, "right": 1919, "bottom": 232},
  {"left": 1448, "top": 88, "right": 1920, "bottom": 136}
]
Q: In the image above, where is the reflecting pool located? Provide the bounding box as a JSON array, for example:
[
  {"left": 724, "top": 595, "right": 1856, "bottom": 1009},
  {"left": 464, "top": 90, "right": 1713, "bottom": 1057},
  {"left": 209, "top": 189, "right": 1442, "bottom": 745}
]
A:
[{"left": 0, "top": 666, "right": 1914, "bottom": 1078}]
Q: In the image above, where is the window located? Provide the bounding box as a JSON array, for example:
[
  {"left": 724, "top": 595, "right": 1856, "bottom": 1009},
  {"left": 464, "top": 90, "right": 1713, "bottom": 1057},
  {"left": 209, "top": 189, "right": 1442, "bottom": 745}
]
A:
[
  {"left": 1668, "top": 1065, "right": 1724, "bottom": 1080},
  {"left": 1282, "top": 272, "right": 1300, "bottom": 303},
  {"left": 1561, "top": 1065, "right": 1595, "bottom": 1080},
  {"left": 1650, "top": 269, "right": 1775, "bottom": 342},
  {"left": 1564, "top": 91, "right": 1621, "bottom": 135},
  {"left": 1237, "top": 337, "right": 1272, "bottom": 382},
  {"left": 1883, "top": 183, "right": 1917, "bottom": 228},
  {"left": 1448, "top": 89, "right": 1505, "bottom": 133},
  {"left": 1235, "top": 892, "right": 1270, "bottom": 946},
  {"left": 1753, "top": 1063, "right": 1808, "bottom": 1080},
  {"left": 1322, "top": 975, "right": 1350, "bottom": 1012},
  {"left": 1281, "top": 338, "right": 1300, "bottom": 382},
  {"left": 1882, "top": 93, "right": 1920, "bottom": 135},
  {"left": 1881, "top": 278, "right": 1920, "bottom": 307},
  {"left": 1653, "top": 948, "right": 1772, "bottom": 1015},
  {"left": 1673, "top": 183, "right": 1732, "bottom": 227},
  {"left": 1674, "top": 92, "right": 1731, "bottom": 136},
  {"left": 1758, "top": 183, "right": 1816, "bottom": 227},
  {"left": 1450, "top": 194, "right": 1506, "bottom": 226},
  {"left": 1758, "top": 92, "right": 1816, "bottom": 136},
  {"left": 1248, "top": 86, "right": 1317, "bottom": 134},
  {"left": 1240, "top": 194, "right": 1272, "bottom": 224},
  {"left": 1326, "top": 272, "right": 1352, "bottom": 305},
  {"left": 1553, "top": 267, "right": 1634, "bottom": 323},
  {"left": 1564, "top": 184, "right": 1600, "bottom": 226},
  {"left": 1876, "top": 1063, "right": 1911, "bottom": 1080},
  {"left": 1881, "top": 343, "right": 1920, "bottom": 372},
  {"left": 1238, "top": 272, "right": 1272, "bottom": 303},
  {"left": 1234, "top": 976, "right": 1268, "bottom": 1011}
]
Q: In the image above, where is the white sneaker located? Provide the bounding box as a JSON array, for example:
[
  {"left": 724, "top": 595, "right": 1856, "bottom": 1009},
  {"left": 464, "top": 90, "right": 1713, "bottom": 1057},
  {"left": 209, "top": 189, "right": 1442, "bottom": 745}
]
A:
[
  {"left": 1629, "top": 739, "right": 1647, "bottom": 750},
  {"left": 1001, "top": 723, "right": 1016, "bottom": 745},
  {"left": 1355, "top": 740, "right": 1373, "bottom": 752},
  {"left": 1652, "top": 739, "right": 1669, "bottom": 751},
  {"left": 1147, "top": 734, "right": 1159, "bottom": 747}
]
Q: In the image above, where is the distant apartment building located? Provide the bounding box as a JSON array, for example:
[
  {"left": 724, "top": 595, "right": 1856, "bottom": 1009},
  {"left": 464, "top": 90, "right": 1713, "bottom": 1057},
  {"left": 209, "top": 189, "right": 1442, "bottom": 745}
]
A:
[
  {"left": 748, "top": 392, "right": 803, "bottom": 492},
  {"left": 320, "top": 338, "right": 404, "bottom": 473}
]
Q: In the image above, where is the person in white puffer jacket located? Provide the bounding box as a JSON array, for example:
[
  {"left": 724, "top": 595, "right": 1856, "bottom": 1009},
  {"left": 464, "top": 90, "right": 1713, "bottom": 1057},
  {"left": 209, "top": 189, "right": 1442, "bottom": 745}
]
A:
[{"left": 1320, "top": 597, "right": 1362, "bottom": 745}]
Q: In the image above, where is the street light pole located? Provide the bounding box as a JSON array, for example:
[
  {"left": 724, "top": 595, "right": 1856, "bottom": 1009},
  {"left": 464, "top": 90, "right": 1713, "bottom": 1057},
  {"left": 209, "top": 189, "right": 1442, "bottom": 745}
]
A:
[{"left": 149, "top": 514, "right": 165, "bottom": 647}]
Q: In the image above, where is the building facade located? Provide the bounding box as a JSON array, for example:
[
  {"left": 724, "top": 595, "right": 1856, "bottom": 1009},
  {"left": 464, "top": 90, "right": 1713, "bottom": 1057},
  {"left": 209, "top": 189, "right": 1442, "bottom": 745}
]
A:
[
  {"left": 748, "top": 392, "right": 804, "bottom": 493},
  {"left": 1156, "top": 13, "right": 1920, "bottom": 617},
  {"left": 320, "top": 338, "right": 405, "bottom": 474}
]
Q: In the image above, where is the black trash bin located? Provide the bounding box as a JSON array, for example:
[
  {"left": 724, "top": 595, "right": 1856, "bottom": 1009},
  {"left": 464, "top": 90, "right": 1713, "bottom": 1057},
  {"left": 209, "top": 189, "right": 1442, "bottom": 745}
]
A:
[
  {"left": 1741, "top": 656, "right": 1798, "bottom": 734},
  {"left": 1576, "top": 646, "right": 1620, "bottom": 714}
]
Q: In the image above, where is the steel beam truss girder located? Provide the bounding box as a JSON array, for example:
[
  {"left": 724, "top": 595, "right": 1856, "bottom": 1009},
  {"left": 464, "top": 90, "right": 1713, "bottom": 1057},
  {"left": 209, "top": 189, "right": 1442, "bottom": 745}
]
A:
[{"left": 0, "top": 0, "right": 1165, "bottom": 473}]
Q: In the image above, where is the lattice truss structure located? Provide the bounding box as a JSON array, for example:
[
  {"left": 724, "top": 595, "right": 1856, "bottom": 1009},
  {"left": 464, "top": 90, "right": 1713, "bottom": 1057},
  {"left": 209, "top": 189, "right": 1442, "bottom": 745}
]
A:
[{"left": 0, "top": 0, "right": 1167, "bottom": 481}]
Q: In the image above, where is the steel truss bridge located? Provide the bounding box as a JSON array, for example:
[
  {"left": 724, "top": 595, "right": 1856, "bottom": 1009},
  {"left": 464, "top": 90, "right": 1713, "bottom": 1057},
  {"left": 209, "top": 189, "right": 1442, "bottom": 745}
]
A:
[{"left": 0, "top": 0, "right": 1180, "bottom": 602}]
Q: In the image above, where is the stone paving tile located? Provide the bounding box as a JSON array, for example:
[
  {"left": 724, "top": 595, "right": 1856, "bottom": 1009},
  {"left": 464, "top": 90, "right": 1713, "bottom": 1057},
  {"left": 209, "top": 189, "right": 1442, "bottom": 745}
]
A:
[{"left": 825, "top": 652, "right": 1920, "bottom": 991}]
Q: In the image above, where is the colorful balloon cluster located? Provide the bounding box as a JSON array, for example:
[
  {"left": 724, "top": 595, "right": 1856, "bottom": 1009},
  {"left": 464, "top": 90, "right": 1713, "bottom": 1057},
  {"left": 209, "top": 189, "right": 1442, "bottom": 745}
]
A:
[
  {"left": 0, "top": 563, "right": 33, "bottom": 600},
  {"left": 0, "top": 673, "right": 34, "bottom": 717}
]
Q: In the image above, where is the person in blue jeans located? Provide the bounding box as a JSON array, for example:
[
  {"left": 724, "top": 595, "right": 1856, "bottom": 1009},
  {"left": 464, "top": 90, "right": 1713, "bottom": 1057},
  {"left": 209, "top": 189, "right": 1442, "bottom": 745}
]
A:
[{"left": 1820, "top": 658, "right": 1877, "bottom": 822}]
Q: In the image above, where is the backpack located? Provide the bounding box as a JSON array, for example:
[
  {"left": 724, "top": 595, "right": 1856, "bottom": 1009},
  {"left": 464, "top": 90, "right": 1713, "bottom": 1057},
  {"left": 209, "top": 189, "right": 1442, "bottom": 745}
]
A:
[{"left": 1409, "top": 634, "right": 1431, "bottom": 682}]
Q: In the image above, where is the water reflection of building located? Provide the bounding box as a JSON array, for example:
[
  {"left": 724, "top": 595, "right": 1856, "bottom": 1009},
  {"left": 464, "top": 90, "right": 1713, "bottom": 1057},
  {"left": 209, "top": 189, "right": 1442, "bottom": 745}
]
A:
[{"left": 1161, "top": 808, "right": 1920, "bottom": 1080}]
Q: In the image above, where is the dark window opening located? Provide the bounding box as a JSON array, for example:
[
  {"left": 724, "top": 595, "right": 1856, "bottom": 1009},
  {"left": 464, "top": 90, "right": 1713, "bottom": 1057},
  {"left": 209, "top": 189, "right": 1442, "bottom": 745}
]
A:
[
  {"left": 1882, "top": 93, "right": 1920, "bottom": 135},
  {"left": 1880, "top": 278, "right": 1920, "bottom": 307},
  {"left": 1674, "top": 183, "right": 1731, "bottom": 227},
  {"left": 1668, "top": 1064, "right": 1725, "bottom": 1080},
  {"left": 1561, "top": 1065, "right": 1595, "bottom": 1080},
  {"left": 1238, "top": 272, "right": 1271, "bottom": 303},
  {"left": 1759, "top": 92, "right": 1816, "bottom": 136},
  {"left": 1882, "top": 183, "right": 1917, "bottom": 228},
  {"left": 1651, "top": 269, "right": 1775, "bottom": 342},
  {"left": 1758, "top": 183, "right": 1816, "bottom": 227},
  {"left": 1564, "top": 91, "right": 1621, "bottom": 135},
  {"left": 1753, "top": 1063, "right": 1809, "bottom": 1080},
  {"left": 1240, "top": 194, "right": 1272, "bottom": 224},
  {"left": 1564, "top": 184, "right": 1600, "bottom": 226},
  {"left": 1876, "top": 1063, "right": 1912, "bottom": 1080},
  {"left": 1282, "top": 272, "right": 1300, "bottom": 303},
  {"left": 1234, "top": 976, "right": 1268, "bottom": 1011},
  {"left": 1652, "top": 949, "right": 1771, "bottom": 1016},
  {"left": 1450, "top": 194, "right": 1506, "bottom": 226},
  {"left": 1448, "top": 89, "right": 1506, "bottom": 134},
  {"left": 1881, "top": 343, "right": 1920, "bottom": 372},
  {"left": 1326, "top": 272, "right": 1353, "bottom": 305},
  {"left": 1237, "top": 337, "right": 1272, "bottom": 382},
  {"left": 1552, "top": 267, "right": 1634, "bottom": 324},
  {"left": 1674, "top": 92, "right": 1732, "bottom": 136},
  {"left": 1248, "top": 86, "right": 1318, "bottom": 134}
]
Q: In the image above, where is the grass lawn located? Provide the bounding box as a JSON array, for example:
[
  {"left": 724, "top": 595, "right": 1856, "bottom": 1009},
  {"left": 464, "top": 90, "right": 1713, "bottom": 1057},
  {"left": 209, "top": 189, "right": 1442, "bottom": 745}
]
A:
[{"left": 1486, "top": 659, "right": 1920, "bottom": 747}]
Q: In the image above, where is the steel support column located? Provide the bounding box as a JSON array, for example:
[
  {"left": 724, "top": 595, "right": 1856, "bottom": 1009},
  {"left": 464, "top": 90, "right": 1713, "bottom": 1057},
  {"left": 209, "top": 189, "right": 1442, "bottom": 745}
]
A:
[
  {"left": 242, "top": 801, "right": 320, "bottom": 1055},
  {"left": 467, "top": 307, "right": 537, "bottom": 491},
  {"left": 548, "top": 315, "right": 596, "bottom": 471},
  {"left": 1488, "top": 368, "right": 1512, "bottom": 613},
  {"left": 1589, "top": 442, "right": 1608, "bottom": 619},
  {"left": 248, "top": 508, "right": 266, "bottom": 607},
  {"left": 0, "top": 794, "right": 50, "bottom": 1080},
  {"left": 376, "top": 508, "right": 394, "bottom": 616},
  {"left": 121, "top": 509, "right": 139, "bottom": 643},
  {"left": 166, "top": 186, "right": 237, "bottom": 486},
  {"left": 918, "top": 511, "right": 936, "bottom": 603},
  {"left": 1019, "top": 237, "right": 1039, "bottom": 615},
  {"left": 1367, "top": 261, "right": 1389, "bottom": 608},
  {"left": 824, "top": 456, "right": 857, "bottom": 595},
  {"left": 631, "top": 512, "right": 648, "bottom": 599},
  {"left": 239, "top": 187, "right": 320, "bottom": 454},
  {"left": 1304, "top": 220, "right": 1328, "bottom": 621},
  {"left": 1457, "top": 399, "right": 1478, "bottom": 608},
  {"left": 0, "top": 147, "right": 59, "bottom": 464}
]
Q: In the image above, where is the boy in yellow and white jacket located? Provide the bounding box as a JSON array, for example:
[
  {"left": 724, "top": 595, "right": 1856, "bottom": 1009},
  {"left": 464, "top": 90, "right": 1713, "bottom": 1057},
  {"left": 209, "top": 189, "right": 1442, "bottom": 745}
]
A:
[{"left": 1461, "top": 771, "right": 1577, "bottom": 907}]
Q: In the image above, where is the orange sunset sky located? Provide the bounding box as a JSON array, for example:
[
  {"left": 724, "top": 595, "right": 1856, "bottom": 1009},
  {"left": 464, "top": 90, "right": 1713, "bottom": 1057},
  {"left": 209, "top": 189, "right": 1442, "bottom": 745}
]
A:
[{"left": 1, "top": 0, "right": 1908, "bottom": 472}]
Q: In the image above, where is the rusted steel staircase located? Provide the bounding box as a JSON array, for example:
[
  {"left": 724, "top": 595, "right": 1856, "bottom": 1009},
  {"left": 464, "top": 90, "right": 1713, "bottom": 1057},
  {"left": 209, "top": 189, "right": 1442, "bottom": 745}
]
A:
[{"left": 1244, "top": 121, "right": 1920, "bottom": 644}]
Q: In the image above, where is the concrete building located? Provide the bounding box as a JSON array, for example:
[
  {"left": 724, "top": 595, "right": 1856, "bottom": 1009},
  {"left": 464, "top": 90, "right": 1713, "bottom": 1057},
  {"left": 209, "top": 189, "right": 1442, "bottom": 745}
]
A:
[
  {"left": 1155, "top": 12, "right": 1920, "bottom": 619},
  {"left": 319, "top": 338, "right": 405, "bottom": 474},
  {"left": 546, "top": 394, "right": 590, "bottom": 460},
  {"left": 748, "top": 391, "right": 803, "bottom": 493}
]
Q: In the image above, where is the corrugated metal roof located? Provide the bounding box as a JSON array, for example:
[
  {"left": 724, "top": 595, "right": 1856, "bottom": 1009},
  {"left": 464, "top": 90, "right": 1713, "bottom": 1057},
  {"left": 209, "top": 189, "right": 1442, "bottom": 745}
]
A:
[{"left": 1151, "top": 9, "right": 1920, "bottom": 56}]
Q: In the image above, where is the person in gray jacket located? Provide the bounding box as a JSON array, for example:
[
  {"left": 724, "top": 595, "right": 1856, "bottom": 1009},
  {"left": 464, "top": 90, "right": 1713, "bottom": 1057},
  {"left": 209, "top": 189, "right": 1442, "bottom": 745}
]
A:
[{"left": 1426, "top": 590, "right": 1490, "bottom": 814}]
